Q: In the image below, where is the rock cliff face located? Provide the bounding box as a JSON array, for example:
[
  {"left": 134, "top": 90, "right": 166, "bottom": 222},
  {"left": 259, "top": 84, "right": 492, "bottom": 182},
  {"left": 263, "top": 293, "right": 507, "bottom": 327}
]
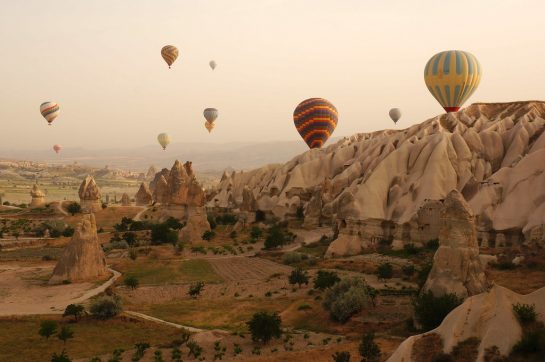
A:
[
  {"left": 153, "top": 175, "right": 169, "bottom": 204},
  {"left": 49, "top": 213, "right": 108, "bottom": 284},
  {"left": 135, "top": 183, "right": 152, "bottom": 206},
  {"left": 422, "top": 190, "right": 489, "bottom": 298},
  {"left": 78, "top": 175, "right": 102, "bottom": 212},
  {"left": 210, "top": 102, "right": 545, "bottom": 247},
  {"left": 120, "top": 193, "right": 130, "bottom": 206},
  {"left": 29, "top": 183, "right": 46, "bottom": 208},
  {"left": 388, "top": 285, "right": 545, "bottom": 362}
]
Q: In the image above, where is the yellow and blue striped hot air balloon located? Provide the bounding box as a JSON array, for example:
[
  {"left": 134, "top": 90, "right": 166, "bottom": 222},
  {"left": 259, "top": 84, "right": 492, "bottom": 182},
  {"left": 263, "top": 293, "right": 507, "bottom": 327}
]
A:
[{"left": 424, "top": 50, "right": 482, "bottom": 113}]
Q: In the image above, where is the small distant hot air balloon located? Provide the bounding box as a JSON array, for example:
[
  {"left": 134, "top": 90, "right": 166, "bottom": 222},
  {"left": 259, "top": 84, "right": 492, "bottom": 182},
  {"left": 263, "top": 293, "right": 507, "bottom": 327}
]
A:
[
  {"left": 424, "top": 50, "right": 482, "bottom": 113},
  {"left": 53, "top": 144, "right": 62, "bottom": 154},
  {"left": 209, "top": 60, "right": 217, "bottom": 70},
  {"left": 40, "top": 102, "right": 60, "bottom": 125},
  {"left": 157, "top": 133, "right": 171, "bottom": 150},
  {"left": 161, "top": 45, "right": 179, "bottom": 69},
  {"left": 293, "top": 98, "right": 338, "bottom": 149},
  {"left": 389, "top": 108, "right": 402, "bottom": 125},
  {"left": 204, "top": 121, "right": 215, "bottom": 133}
]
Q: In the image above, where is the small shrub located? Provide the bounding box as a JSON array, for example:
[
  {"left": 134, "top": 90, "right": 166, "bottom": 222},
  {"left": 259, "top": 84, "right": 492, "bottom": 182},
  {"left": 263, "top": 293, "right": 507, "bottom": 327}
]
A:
[
  {"left": 66, "top": 202, "right": 81, "bottom": 216},
  {"left": 323, "top": 277, "right": 371, "bottom": 323},
  {"left": 58, "top": 325, "right": 74, "bottom": 345},
  {"left": 124, "top": 276, "right": 139, "bottom": 290},
  {"left": 413, "top": 291, "right": 462, "bottom": 331},
  {"left": 298, "top": 304, "right": 312, "bottom": 311},
  {"left": 122, "top": 232, "right": 137, "bottom": 246},
  {"left": 171, "top": 346, "right": 182, "bottom": 362},
  {"left": 359, "top": 332, "right": 381, "bottom": 362},
  {"left": 207, "top": 215, "right": 217, "bottom": 229},
  {"left": 187, "top": 340, "right": 203, "bottom": 358},
  {"left": 513, "top": 303, "right": 537, "bottom": 325},
  {"left": 313, "top": 270, "right": 340, "bottom": 290},
  {"left": 62, "top": 226, "right": 75, "bottom": 237},
  {"left": 282, "top": 252, "right": 303, "bottom": 265},
  {"left": 153, "top": 350, "right": 164, "bottom": 362},
  {"left": 202, "top": 230, "right": 216, "bottom": 241},
  {"left": 247, "top": 311, "right": 282, "bottom": 344},
  {"left": 402, "top": 264, "right": 415, "bottom": 277},
  {"left": 63, "top": 304, "right": 85, "bottom": 322},
  {"left": 250, "top": 226, "right": 262, "bottom": 240},
  {"left": 403, "top": 243, "right": 420, "bottom": 255},
  {"left": 289, "top": 268, "right": 309, "bottom": 288},
  {"left": 377, "top": 262, "right": 393, "bottom": 279},
  {"left": 188, "top": 282, "right": 205, "bottom": 298},
  {"left": 90, "top": 296, "right": 122, "bottom": 320},
  {"left": 229, "top": 230, "right": 237, "bottom": 239},
  {"left": 39, "top": 320, "right": 58, "bottom": 339},
  {"left": 51, "top": 350, "right": 72, "bottom": 362},
  {"left": 233, "top": 343, "right": 242, "bottom": 356},
  {"left": 296, "top": 206, "right": 305, "bottom": 220},
  {"left": 426, "top": 239, "right": 440, "bottom": 250},
  {"left": 332, "top": 351, "right": 350, "bottom": 362},
  {"left": 255, "top": 210, "right": 266, "bottom": 222}
]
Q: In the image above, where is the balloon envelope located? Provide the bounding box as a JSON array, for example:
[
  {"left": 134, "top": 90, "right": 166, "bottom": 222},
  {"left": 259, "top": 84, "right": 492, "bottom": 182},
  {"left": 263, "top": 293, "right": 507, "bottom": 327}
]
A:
[
  {"left": 157, "top": 133, "right": 171, "bottom": 150},
  {"left": 209, "top": 60, "right": 216, "bottom": 70},
  {"left": 40, "top": 102, "right": 60, "bottom": 125},
  {"left": 424, "top": 50, "right": 481, "bottom": 113},
  {"left": 389, "top": 108, "right": 402, "bottom": 124},
  {"left": 203, "top": 108, "right": 218, "bottom": 123},
  {"left": 53, "top": 144, "right": 62, "bottom": 154},
  {"left": 204, "top": 121, "right": 214, "bottom": 133},
  {"left": 293, "top": 98, "right": 338, "bottom": 149},
  {"left": 161, "top": 45, "right": 179, "bottom": 68}
]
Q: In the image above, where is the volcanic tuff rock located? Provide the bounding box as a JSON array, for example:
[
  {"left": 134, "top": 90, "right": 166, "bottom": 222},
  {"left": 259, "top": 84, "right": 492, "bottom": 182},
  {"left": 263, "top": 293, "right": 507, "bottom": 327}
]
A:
[
  {"left": 29, "top": 183, "right": 46, "bottom": 208},
  {"left": 135, "top": 182, "right": 152, "bottom": 206},
  {"left": 49, "top": 213, "right": 108, "bottom": 284},
  {"left": 153, "top": 175, "right": 169, "bottom": 204},
  {"left": 165, "top": 160, "right": 205, "bottom": 207},
  {"left": 120, "top": 193, "right": 130, "bottom": 206},
  {"left": 388, "top": 285, "right": 545, "bottom": 362},
  {"left": 78, "top": 175, "right": 102, "bottom": 212},
  {"left": 210, "top": 101, "right": 545, "bottom": 246},
  {"left": 146, "top": 165, "right": 157, "bottom": 180},
  {"left": 422, "top": 190, "right": 489, "bottom": 298},
  {"left": 150, "top": 168, "right": 170, "bottom": 192}
]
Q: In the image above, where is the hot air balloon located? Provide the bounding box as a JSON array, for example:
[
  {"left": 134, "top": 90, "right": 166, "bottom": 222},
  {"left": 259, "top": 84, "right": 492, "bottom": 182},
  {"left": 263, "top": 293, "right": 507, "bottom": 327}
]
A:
[
  {"left": 203, "top": 108, "right": 218, "bottom": 123},
  {"left": 209, "top": 60, "right": 216, "bottom": 70},
  {"left": 389, "top": 108, "right": 402, "bottom": 125},
  {"left": 157, "top": 133, "right": 171, "bottom": 150},
  {"left": 293, "top": 98, "right": 338, "bottom": 149},
  {"left": 40, "top": 102, "right": 60, "bottom": 125},
  {"left": 204, "top": 121, "right": 215, "bottom": 133},
  {"left": 161, "top": 45, "right": 179, "bottom": 69},
  {"left": 53, "top": 144, "right": 62, "bottom": 154},
  {"left": 424, "top": 50, "right": 482, "bottom": 113}
]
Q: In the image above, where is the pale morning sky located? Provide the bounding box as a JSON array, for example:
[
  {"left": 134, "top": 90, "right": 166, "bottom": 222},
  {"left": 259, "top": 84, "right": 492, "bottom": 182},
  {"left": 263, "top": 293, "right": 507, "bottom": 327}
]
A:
[{"left": 1, "top": 0, "right": 544, "bottom": 150}]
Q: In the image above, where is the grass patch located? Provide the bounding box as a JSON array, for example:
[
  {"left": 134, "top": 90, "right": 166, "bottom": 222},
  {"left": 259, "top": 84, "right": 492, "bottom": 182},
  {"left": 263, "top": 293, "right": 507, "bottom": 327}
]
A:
[
  {"left": 114, "top": 258, "right": 223, "bottom": 285},
  {"left": 0, "top": 247, "right": 64, "bottom": 261},
  {"left": 0, "top": 315, "right": 180, "bottom": 362}
]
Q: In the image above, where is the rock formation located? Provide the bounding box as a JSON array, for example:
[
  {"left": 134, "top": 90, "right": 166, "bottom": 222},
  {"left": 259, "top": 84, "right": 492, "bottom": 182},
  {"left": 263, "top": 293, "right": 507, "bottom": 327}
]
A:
[
  {"left": 210, "top": 101, "right": 545, "bottom": 247},
  {"left": 388, "top": 285, "right": 545, "bottom": 362},
  {"left": 153, "top": 175, "right": 169, "bottom": 204},
  {"left": 49, "top": 213, "right": 108, "bottom": 284},
  {"left": 78, "top": 175, "right": 102, "bottom": 212},
  {"left": 167, "top": 161, "right": 205, "bottom": 206},
  {"left": 146, "top": 165, "right": 157, "bottom": 180},
  {"left": 29, "top": 183, "right": 46, "bottom": 208},
  {"left": 179, "top": 207, "right": 211, "bottom": 243},
  {"left": 135, "top": 183, "right": 152, "bottom": 206},
  {"left": 120, "top": 193, "right": 130, "bottom": 206},
  {"left": 422, "top": 190, "right": 489, "bottom": 298}
]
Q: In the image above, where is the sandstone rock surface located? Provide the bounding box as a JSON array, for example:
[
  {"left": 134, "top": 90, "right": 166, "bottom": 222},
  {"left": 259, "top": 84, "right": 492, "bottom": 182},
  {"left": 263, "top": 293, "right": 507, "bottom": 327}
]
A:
[
  {"left": 120, "top": 193, "right": 130, "bottom": 206},
  {"left": 135, "top": 182, "right": 152, "bottom": 206},
  {"left": 49, "top": 213, "right": 108, "bottom": 284},
  {"left": 29, "top": 183, "right": 46, "bottom": 208},
  {"left": 78, "top": 175, "right": 102, "bottom": 212}
]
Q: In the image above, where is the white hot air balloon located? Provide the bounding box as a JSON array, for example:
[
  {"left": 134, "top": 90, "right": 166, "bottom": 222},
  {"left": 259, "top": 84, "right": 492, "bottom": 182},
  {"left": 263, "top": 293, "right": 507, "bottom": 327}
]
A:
[
  {"left": 203, "top": 108, "right": 218, "bottom": 124},
  {"left": 209, "top": 60, "right": 216, "bottom": 70},
  {"left": 389, "top": 108, "right": 402, "bottom": 125},
  {"left": 157, "top": 133, "right": 171, "bottom": 150},
  {"left": 40, "top": 102, "right": 60, "bottom": 125}
]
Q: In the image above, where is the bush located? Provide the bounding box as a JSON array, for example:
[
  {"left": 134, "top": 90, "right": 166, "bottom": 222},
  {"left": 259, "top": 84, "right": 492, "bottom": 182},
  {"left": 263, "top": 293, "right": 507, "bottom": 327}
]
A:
[
  {"left": 90, "top": 296, "right": 122, "bottom": 319},
  {"left": 250, "top": 226, "right": 262, "bottom": 240},
  {"left": 51, "top": 350, "right": 71, "bottom": 362},
  {"left": 413, "top": 291, "right": 462, "bottom": 331},
  {"left": 314, "top": 270, "right": 340, "bottom": 290},
  {"left": 163, "top": 217, "right": 184, "bottom": 230},
  {"left": 216, "top": 213, "right": 238, "bottom": 225},
  {"left": 264, "top": 224, "right": 292, "bottom": 249},
  {"left": 62, "top": 226, "right": 75, "bottom": 237},
  {"left": 323, "top": 278, "right": 371, "bottom": 323},
  {"left": 124, "top": 276, "right": 139, "bottom": 290},
  {"left": 122, "top": 232, "right": 137, "bottom": 246},
  {"left": 402, "top": 264, "right": 415, "bottom": 277},
  {"left": 332, "top": 351, "right": 351, "bottom": 362},
  {"left": 151, "top": 224, "right": 178, "bottom": 245},
  {"left": 63, "top": 304, "right": 85, "bottom": 322},
  {"left": 255, "top": 210, "right": 266, "bottom": 222},
  {"left": 403, "top": 243, "right": 420, "bottom": 255},
  {"left": 513, "top": 303, "right": 537, "bottom": 325},
  {"left": 188, "top": 282, "right": 205, "bottom": 298},
  {"left": 39, "top": 320, "right": 58, "bottom": 339},
  {"left": 359, "top": 332, "right": 381, "bottom": 362},
  {"left": 511, "top": 325, "right": 545, "bottom": 356},
  {"left": 426, "top": 239, "right": 440, "bottom": 250},
  {"left": 50, "top": 228, "right": 62, "bottom": 238},
  {"left": 66, "top": 202, "right": 81, "bottom": 216},
  {"left": 289, "top": 268, "right": 309, "bottom": 288},
  {"left": 202, "top": 230, "right": 216, "bottom": 241},
  {"left": 229, "top": 230, "right": 238, "bottom": 239},
  {"left": 377, "top": 262, "right": 393, "bottom": 279},
  {"left": 247, "top": 311, "right": 282, "bottom": 344},
  {"left": 187, "top": 340, "right": 203, "bottom": 358},
  {"left": 207, "top": 215, "right": 217, "bottom": 229},
  {"left": 58, "top": 325, "right": 74, "bottom": 345},
  {"left": 282, "top": 252, "right": 303, "bottom": 265}
]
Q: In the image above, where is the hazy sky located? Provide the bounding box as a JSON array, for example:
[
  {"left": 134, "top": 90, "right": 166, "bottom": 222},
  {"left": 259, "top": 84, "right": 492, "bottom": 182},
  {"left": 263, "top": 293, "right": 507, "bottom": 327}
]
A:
[{"left": 1, "top": 0, "right": 544, "bottom": 150}]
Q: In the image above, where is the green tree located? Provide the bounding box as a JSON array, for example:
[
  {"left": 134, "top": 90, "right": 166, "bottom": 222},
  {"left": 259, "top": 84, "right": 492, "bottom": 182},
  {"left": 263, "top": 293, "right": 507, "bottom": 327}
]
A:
[
  {"left": 124, "top": 275, "right": 139, "bottom": 290},
  {"left": 188, "top": 282, "right": 205, "bottom": 298},
  {"left": 62, "top": 226, "right": 75, "bottom": 237},
  {"left": 376, "top": 262, "right": 393, "bottom": 279},
  {"left": 413, "top": 291, "right": 462, "bottom": 331},
  {"left": 359, "top": 333, "right": 381, "bottom": 362},
  {"left": 63, "top": 304, "right": 85, "bottom": 322},
  {"left": 332, "top": 351, "right": 351, "bottom": 362},
  {"left": 150, "top": 224, "right": 178, "bottom": 245},
  {"left": 66, "top": 202, "right": 81, "bottom": 216},
  {"left": 289, "top": 268, "right": 309, "bottom": 288},
  {"left": 247, "top": 311, "right": 282, "bottom": 344},
  {"left": 122, "top": 232, "right": 137, "bottom": 246},
  {"left": 39, "top": 320, "right": 58, "bottom": 339},
  {"left": 313, "top": 270, "right": 340, "bottom": 290},
  {"left": 90, "top": 296, "right": 123, "bottom": 320},
  {"left": 202, "top": 230, "right": 216, "bottom": 241},
  {"left": 153, "top": 350, "right": 164, "bottom": 362},
  {"left": 51, "top": 350, "right": 71, "bottom": 362},
  {"left": 171, "top": 347, "right": 182, "bottom": 362},
  {"left": 264, "top": 225, "right": 286, "bottom": 249},
  {"left": 58, "top": 325, "right": 74, "bottom": 345},
  {"left": 187, "top": 340, "right": 203, "bottom": 358},
  {"left": 323, "top": 278, "right": 371, "bottom": 323},
  {"left": 250, "top": 226, "right": 262, "bottom": 240}
]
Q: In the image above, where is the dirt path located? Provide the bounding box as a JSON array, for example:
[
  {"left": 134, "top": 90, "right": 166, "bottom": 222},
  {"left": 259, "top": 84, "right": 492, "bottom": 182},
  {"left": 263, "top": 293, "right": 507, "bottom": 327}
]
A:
[
  {"left": 124, "top": 310, "right": 204, "bottom": 332},
  {"left": 132, "top": 206, "right": 149, "bottom": 221}
]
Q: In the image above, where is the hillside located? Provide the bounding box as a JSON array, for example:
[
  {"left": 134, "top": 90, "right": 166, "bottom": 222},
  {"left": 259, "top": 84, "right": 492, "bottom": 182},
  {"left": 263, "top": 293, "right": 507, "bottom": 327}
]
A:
[{"left": 210, "top": 101, "right": 545, "bottom": 250}]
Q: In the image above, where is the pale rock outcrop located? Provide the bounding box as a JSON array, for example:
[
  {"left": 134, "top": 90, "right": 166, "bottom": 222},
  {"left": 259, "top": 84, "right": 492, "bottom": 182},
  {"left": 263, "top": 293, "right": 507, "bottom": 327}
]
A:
[
  {"left": 78, "top": 175, "right": 102, "bottom": 212},
  {"left": 153, "top": 175, "right": 169, "bottom": 204},
  {"left": 146, "top": 165, "right": 157, "bottom": 180},
  {"left": 178, "top": 207, "right": 211, "bottom": 243},
  {"left": 388, "top": 285, "right": 545, "bottom": 362},
  {"left": 423, "top": 190, "right": 489, "bottom": 298},
  {"left": 135, "top": 183, "right": 152, "bottom": 206},
  {"left": 120, "top": 193, "right": 130, "bottom": 206},
  {"left": 49, "top": 213, "right": 108, "bottom": 284},
  {"left": 29, "top": 183, "right": 46, "bottom": 208},
  {"left": 150, "top": 168, "right": 170, "bottom": 192}
]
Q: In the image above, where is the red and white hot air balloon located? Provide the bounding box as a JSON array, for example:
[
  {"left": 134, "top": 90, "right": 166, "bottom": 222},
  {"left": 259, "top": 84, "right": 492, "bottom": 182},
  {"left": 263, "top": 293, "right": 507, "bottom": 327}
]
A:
[{"left": 53, "top": 144, "right": 62, "bottom": 154}]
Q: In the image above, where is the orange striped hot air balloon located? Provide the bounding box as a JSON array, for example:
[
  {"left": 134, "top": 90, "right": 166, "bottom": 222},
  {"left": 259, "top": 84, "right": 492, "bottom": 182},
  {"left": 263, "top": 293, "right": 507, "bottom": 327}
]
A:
[
  {"left": 161, "top": 45, "right": 179, "bottom": 69},
  {"left": 53, "top": 144, "right": 62, "bottom": 154},
  {"left": 40, "top": 102, "right": 59, "bottom": 125},
  {"left": 293, "top": 98, "right": 338, "bottom": 149}
]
